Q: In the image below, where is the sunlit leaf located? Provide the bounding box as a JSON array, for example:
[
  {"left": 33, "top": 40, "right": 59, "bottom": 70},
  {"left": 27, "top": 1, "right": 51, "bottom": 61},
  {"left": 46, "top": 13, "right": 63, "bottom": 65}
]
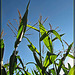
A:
[
  {"left": 43, "top": 51, "right": 57, "bottom": 69},
  {"left": 25, "top": 71, "right": 31, "bottom": 75},
  {"left": 27, "top": 24, "right": 39, "bottom": 32},
  {"left": 35, "top": 65, "right": 42, "bottom": 75},
  {"left": 68, "top": 66, "right": 75, "bottom": 75},
  {"left": 25, "top": 37, "right": 40, "bottom": 55},
  {"left": 57, "top": 42, "right": 73, "bottom": 75},
  {"left": 52, "top": 33, "right": 65, "bottom": 42},
  {"left": 4, "top": 63, "right": 9, "bottom": 68},
  {"left": 14, "top": 1, "right": 30, "bottom": 49},
  {"left": 39, "top": 21, "right": 53, "bottom": 53},
  {"left": 68, "top": 54, "right": 75, "bottom": 59}
]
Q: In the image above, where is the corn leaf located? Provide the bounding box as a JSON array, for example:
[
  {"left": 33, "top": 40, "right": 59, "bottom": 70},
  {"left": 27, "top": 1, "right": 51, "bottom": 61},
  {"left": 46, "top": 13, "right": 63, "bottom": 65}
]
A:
[
  {"left": 39, "top": 21, "right": 53, "bottom": 53},
  {"left": 62, "top": 64, "right": 69, "bottom": 75},
  {"left": 40, "top": 30, "right": 62, "bottom": 41},
  {"left": 25, "top": 71, "right": 31, "bottom": 75},
  {"left": 40, "top": 29, "right": 63, "bottom": 47},
  {"left": 68, "top": 54, "right": 75, "bottom": 59},
  {"left": 4, "top": 63, "right": 9, "bottom": 68},
  {"left": 31, "top": 70, "right": 35, "bottom": 75},
  {"left": 25, "top": 37, "right": 40, "bottom": 55},
  {"left": 50, "top": 68, "right": 56, "bottom": 75},
  {"left": 0, "top": 39, "right": 4, "bottom": 62},
  {"left": 27, "top": 24, "right": 39, "bottom": 32},
  {"left": 68, "top": 66, "right": 75, "bottom": 75},
  {"left": 16, "top": 55, "right": 26, "bottom": 73},
  {"left": 34, "top": 70, "right": 39, "bottom": 75},
  {"left": 14, "top": 1, "right": 30, "bottom": 49},
  {"left": 68, "top": 63, "right": 71, "bottom": 70},
  {"left": 9, "top": 51, "right": 18, "bottom": 75},
  {"left": 35, "top": 65, "right": 42, "bottom": 75},
  {"left": 57, "top": 42, "right": 73, "bottom": 75},
  {"left": 43, "top": 51, "right": 57, "bottom": 69},
  {"left": 26, "top": 62, "right": 42, "bottom": 75},
  {"left": 52, "top": 33, "right": 65, "bottom": 42},
  {"left": 33, "top": 52, "right": 42, "bottom": 69}
]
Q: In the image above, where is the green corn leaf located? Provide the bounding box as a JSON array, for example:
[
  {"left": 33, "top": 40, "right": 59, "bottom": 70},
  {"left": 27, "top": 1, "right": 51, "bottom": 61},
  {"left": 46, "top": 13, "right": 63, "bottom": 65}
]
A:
[
  {"left": 57, "top": 42, "right": 73, "bottom": 75},
  {"left": 68, "top": 66, "right": 75, "bottom": 75},
  {"left": 68, "top": 54, "right": 75, "bottom": 59},
  {"left": 40, "top": 31, "right": 48, "bottom": 41},
  {"left": 16, "top": 68, "right": 24, "bottom": 75},
  {"left": 50, "top": 68, "right": 56, "bottom": 75},
  {"left": 52, "top": 33, "right": 65, "bottom": 42},
  {"left": 62, "top": 64, "right": 69, "bottom": 75},
  {"left": 9, "top": 51, "right": 18, "bottom": 75},
  {"left": 34, "top": 70, "right": 39, "bottom": 75},
  {"left": 4, "top": 63, "right": 9, "bottom": 68},
  {"left": 25, "top": 37, "right": 40, "bottom": 55},
  {"left": 0, "top": 39, "right": 4, "bottom": 62},
  {"left": 14, "top": 25, "right": 24, "bottom": 49},
  {"left": 68, "top": 63, "right": 71, "bottom": 70},
  {"left": 39, "top": 21, "right": 53, "bottom": 53},
  {"left": 31, "top": 70, "right": 35, "bottom": 75},
  {"left": 22, "top": 0, "right": 30, "bottom": 33},
  {"left": 27, "top": 24, "right": 39, "bottom": 32},
  {"left": 40, "top": 29, "right": 64, "bottom": 48},
  {"left": 40, "top": 29, "right": 62, "bottom": 42},
  {"left": 48, "top": 30, "right": 62, "bottom": 41},
  {"left": 17, "top": 56, "right": 31, "bottom": 75},
  {"left": 43, "top": 51, "right": 57, "bottom": 69},
  {"left": 4, "top": 64, "right": 9, "bottom": 75},
  {"left": 14, "top": 1, "right": 30, "bottom": 49},
  {"left": 25, "top": 71, "right": 31, "bottom": 75},
  {"left": 27, "top": 43, "right": 39, "bottom": 53},
  {"left": 33, "top": 52, "right": 42, "bottom": 69},
  {"left": 35, "top": 65, "right": 42, "bottom": 75},
  {"left": 26, "top": 62, "right": 42, "bottom": 74},
  {"left": 16, "top": 55, "right": 26, "bottom": 73}
]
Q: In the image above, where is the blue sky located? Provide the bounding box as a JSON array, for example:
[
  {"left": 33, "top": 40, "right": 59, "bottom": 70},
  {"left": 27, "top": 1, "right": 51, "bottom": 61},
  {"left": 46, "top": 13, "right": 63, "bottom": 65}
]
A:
[{"left": 2, "top": 0, "right": 73, "bottom": 72}]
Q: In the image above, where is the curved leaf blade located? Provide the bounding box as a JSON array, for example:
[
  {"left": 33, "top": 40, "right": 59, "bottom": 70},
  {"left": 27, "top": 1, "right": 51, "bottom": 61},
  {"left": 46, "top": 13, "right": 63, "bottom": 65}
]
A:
[
  {"left": 39, "top": 21, "right": 53, "bottom": 53},
  {"left": 43, "top": 51, "right": 57, "bottom": 69},
  {"left": 52, "top": 33, "right": 65, "bottom": 42},
  {"left": 68, "top": 63, "right": 71, "bottom": 70},
  {"left": 25, "top": 37, "right": 40, "bottom": 55},
  {"left": 9, "top": 51, "right": 18, "bottom": 75},
  {"left": 14, "top": 1, "right": 30, "bottom": 49},
  {"left": 57, "top": 42, "right": 73, "bottom": 75},
  {"left": 68, "top": 54, "right": 75, "bottom": 59},
  {"left": 68, "top": 66, "right": 75, "bottom": 75},
  {"left": 27, "top": 24, "right": 39, "bottom": 32}
]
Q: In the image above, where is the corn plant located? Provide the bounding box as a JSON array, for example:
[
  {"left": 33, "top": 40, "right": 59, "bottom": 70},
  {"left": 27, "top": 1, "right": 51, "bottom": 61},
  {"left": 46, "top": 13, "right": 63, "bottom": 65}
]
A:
[
  {"left": 25, "top": 17, "right": 74, "bottom": 75},
  {"left": 1, "top": 0, "right": 75, "bottom": 75}
]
